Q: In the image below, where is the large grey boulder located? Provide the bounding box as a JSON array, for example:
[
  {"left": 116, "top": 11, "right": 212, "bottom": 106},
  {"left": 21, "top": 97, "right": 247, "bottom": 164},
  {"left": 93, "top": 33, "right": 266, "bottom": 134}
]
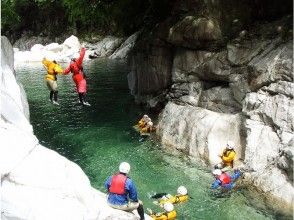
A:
[
  {"left": 199, "top": 86, "right": 242, "bottom": 114},
  {"left": 1, "top": 36, "right": 147, "bottom": 220},
  {"left": 110, "top": 32, "right": 139, "bottom": 59},
  {"left": 248, "top": 40, "right": 293, "bottom": 91},
  {"left": 243, "top": 92, "right": 294, "bottom": 134},
  {"left": 157, "top": 102, "right": 243, "bottom": 166},
  {"left": 167, "top": 82, "right": 203, "bottom": 107},
  {"left": 150, "top": 15, "right": 294, "bottom": 213},
  {"left": 172, "top": 49, "right": 233, "bottom": 83},
  {"left": 167, "top": 16, "right": 222, "bottom": 50},
  {"left": 92, "top": 36, "right": 124, "bottom": 57},
  {"left": 128, "top": 39, "right": 173, "bottom": 103},
  {"left": 243, "top": 119, "right": 294, "bottom": 212}
]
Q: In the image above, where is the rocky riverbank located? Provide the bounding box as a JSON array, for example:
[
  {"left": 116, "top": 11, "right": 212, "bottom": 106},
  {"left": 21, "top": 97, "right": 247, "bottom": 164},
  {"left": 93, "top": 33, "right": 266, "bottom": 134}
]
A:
[
  {"left": 1, "top": 36, "right": 147, "bottom": 220},
  {"left": 127, "top": 2, "right": 293, "bottom": 215},
  {"left": 13, "top": 33, "right": 138, "bottom": 64}
]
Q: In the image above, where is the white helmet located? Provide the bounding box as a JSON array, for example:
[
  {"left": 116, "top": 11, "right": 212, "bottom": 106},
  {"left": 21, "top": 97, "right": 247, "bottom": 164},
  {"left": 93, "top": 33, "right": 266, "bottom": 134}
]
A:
[
  {"left": 163, "top": 202, "right": 174, "bottom": 212},
  {"left": 213, "top": 169, "right": 222, "bottom": 176},
  {"left": 227, "top": 141, "right": 235, "bottom": 150},
  {"left": 119, "top": 162, "right": 130, "bottom": 174},
  {"left": 143, "top": 114, "right": 148, "bottom": 118},
  {"left": 147, "top": 121, "right": 153, "bottom": 127},
  {"left": 177, "top": 186, "right": 187, "bottom": 195}
]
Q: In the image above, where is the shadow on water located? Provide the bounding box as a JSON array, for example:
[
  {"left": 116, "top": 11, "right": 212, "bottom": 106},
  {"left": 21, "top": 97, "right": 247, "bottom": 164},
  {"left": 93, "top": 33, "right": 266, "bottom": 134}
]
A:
[{"left": 16, "top": 59, "right": 292, "bottom": 220}]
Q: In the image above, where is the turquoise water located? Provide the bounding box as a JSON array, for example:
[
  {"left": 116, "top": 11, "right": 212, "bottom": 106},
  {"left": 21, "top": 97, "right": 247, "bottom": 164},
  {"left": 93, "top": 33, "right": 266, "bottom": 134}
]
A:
[{"left": 16, "top": 60, "right": 285, "bottom": 220}]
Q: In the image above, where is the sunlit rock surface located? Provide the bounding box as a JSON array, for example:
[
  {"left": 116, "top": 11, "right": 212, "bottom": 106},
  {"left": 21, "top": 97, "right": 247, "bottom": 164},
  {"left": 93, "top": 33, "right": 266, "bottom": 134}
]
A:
[
  {"left": 13, "top": 34, "right": 134, "bottom": 64},
  {"left": 1, "top": 36, "right": 148, "bottom": 220},
  {"left": 129, "top": 9, "right": 293, "bottom": 213}
]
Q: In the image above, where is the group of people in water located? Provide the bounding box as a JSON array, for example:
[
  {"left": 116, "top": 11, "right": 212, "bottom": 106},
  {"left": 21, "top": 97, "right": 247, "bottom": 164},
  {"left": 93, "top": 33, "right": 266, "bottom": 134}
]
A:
[
  {"left": 42, "top": 47, "right": 90, "bottom": 106},
  {"left": 136, "top": 114, "right": 156, "bottom": 135},
  {"left": 105, "top": 141, "right": 240, "bottom": 220},
  {"left": 105, "top": 162, "right": 189, "bottom": 220},
  {"left": 43, "top": 49, "right": 241, "bottom": 219}
]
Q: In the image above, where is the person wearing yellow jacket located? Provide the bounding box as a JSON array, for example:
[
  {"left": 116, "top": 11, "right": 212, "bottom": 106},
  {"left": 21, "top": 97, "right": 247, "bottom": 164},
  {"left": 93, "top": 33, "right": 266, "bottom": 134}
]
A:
[
  {"left": 154, "top": 186, "right": 189, "bottom": 205},
  {"left": 218, "top": 141, "right": 236, "bottom": 168},
  {"left": 147, "top": 203, "right": 177, "bottom": 220},
  {"left": 138, "top": 115, "right": 149, "bottom": 128},
  {"left": 42, "top": 58, "right": 63, "bottom": 105}
]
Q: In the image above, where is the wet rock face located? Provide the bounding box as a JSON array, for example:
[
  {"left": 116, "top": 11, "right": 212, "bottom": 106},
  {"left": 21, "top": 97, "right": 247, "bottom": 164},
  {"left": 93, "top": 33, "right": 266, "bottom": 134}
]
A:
[
  {"left": 128, "top": 38, "right": 173, "bottom": 103},
  {"left": 129, "top": 2, "right": 293, "bottom": 212},
  {"left": 167, "top": 16, "right": 223, "bottom": 50}
]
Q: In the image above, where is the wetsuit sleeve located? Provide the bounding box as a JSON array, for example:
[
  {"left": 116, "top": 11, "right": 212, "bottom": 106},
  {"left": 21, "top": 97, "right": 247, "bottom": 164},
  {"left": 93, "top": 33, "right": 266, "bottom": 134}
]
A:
[
  {"left": 54, "top": 64, "right": 63, "bottom": 74},
  {"left": 221, "top": 151, "right": 236, "bottom": 163},
  {"left": 230, "top": 170, "right": 241, "bottom": 181},
  {"left": 105, "top": 176, "right": 112, "bottom": 192},
  {"left": 126, "top": 179, "right": 138, "bottom": 202},
  {"left": 211, "top": 179, "right": 221, "bottom": 189},
  {"left": 76, "top": 47, "right": 86, "bottom": 66}
]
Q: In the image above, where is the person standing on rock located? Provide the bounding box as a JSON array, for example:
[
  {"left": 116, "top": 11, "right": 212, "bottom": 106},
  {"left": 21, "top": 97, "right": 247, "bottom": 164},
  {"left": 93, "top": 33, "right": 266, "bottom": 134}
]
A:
[
  {"left": 42, "top": 58, "right": 63, "bottom": 105},
  {"left": 105, "top": 162, "right": 145, "bottom": 220},
  {"left": 216, "top": 141, "right": 236, "bottom": 170},
  {"left": 63, "top": 47, "right": 90, "bottom": 106}
]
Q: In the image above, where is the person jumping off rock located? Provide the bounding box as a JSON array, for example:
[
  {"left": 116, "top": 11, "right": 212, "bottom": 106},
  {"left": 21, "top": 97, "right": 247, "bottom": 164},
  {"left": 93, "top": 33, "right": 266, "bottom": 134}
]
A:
[
  {"left": 42, "top": 58, "right": 63, "bottom": 105},
  {"left": 64, "top": 47, "right": 90, "bottom": 106}
]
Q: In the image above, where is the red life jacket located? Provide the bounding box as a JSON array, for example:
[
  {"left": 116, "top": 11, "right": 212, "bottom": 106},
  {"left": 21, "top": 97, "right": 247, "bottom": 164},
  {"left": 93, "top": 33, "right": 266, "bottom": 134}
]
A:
[
  {"left": 70, "top": 61, "right": 84, "bottom": 83},
  {"left": 70, "top": 61, "right": 81, "bottom": 75},
  {"left": 219, "top": 173, "right": 231, "bottom": 185},
  {"left": 109, "top": 173, "right": 127, "bottom": 195}
]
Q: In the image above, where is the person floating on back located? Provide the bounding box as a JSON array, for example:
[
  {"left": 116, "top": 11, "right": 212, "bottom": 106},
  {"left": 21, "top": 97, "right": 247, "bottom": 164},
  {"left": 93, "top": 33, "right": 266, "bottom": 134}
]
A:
[
  {"left": 152, "top": 186, "right": 189, "bottom": 205},
  {"left": 42, "top": 58, "right": 63, "bottom": 105},
  {"left": 147, "top": 202, "right": 177, "bottom": 220},
  {"left": 64, "top": 47, "right": 91, "bottom": 106},
  {"left": 211, "top": 169, "right": 241, "bottom": 191},
  {"left": 105, "top": 162, "right": 145, "bottom": 220},
  {"left": 216, "top": 141, "right": 236, "bottom": 170}
]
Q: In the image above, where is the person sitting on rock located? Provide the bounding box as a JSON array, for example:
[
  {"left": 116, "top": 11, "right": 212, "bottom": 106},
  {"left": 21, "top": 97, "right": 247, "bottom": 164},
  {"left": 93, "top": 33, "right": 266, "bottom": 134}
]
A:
[
  {"left": 211, "top": 169, "right": 241, "bottom": 191},
  {"left": 152, "top": 186, "right": 189, "bottom": 205},
  {"left": 216, "top": 141, "right": 236, "bottom": 169},
  {"left": 147, "top": 203, "right": 177, "bottom": 220},
  {"left": 105, "top": 162, "right": 145, "bottom": 220},
  {"left": 42, "top": 58, "right": 63, "bottom": 105}
]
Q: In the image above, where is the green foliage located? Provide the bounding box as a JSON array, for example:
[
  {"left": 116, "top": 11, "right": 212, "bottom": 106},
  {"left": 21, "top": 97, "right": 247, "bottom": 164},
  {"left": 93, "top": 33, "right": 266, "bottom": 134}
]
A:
[
  {"left": 1, "top": 0, "right": 174, "bottom": 38},
  {"left": 1, "top": 0, "right": 21, "bottom": 32}
]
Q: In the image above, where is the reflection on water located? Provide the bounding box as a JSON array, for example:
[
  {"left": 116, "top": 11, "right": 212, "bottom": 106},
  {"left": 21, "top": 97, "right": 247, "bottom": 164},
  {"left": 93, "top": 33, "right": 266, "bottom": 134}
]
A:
[{"left": 16, "top": 59, "right": 287, "bottom": 220}]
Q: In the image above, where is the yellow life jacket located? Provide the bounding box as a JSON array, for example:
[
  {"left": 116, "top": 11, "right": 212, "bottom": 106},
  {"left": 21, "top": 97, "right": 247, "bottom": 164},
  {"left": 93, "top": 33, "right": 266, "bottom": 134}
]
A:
[
  {"left": 159, "top": 194, "right": 188, "bottom": 205},
  {"left": 138, "top": 119, "right": 145, "bottom": 128},
  {"left": 221, "top": 149, "right": 236, "bottom": 167},
  {"left": 42, "top": 59, "right": 63, "bottom": 81},
  {"left": 151, "top": 210, "right": 177, "bottom": 220}
]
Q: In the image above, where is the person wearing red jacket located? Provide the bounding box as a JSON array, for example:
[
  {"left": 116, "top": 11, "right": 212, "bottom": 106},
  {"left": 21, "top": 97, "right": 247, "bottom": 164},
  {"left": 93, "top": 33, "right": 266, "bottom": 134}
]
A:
[{"left": 64, "top": 47, "right": 90, "bottom": 106}]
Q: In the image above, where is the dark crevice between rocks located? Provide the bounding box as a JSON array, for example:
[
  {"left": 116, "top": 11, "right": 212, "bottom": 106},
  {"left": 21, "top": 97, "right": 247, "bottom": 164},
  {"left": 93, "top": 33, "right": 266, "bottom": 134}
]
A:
[{"left": 202, "top": 80, "right": 230, "bottom": 90}]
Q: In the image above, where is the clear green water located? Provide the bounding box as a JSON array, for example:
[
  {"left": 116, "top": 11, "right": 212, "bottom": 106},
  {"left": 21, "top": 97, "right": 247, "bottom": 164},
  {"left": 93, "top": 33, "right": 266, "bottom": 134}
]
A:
[{"left": 16, "top": 60, "right": 286, "bottom": 220}]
